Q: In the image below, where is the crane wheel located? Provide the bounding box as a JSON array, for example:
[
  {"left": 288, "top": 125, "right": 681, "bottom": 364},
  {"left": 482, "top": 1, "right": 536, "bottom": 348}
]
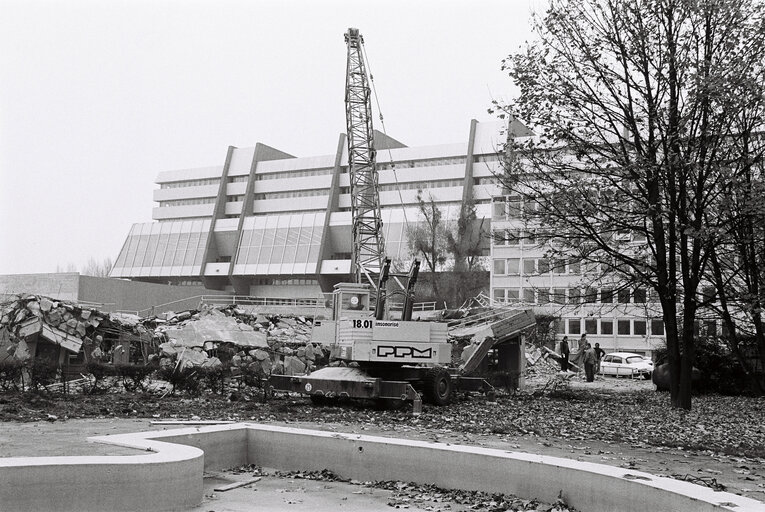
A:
[{"left": 423, "top": 367, "right": 452, "bottom": 406}]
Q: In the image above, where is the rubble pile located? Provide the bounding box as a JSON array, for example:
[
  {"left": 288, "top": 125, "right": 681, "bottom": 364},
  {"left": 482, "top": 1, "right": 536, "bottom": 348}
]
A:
[
  {"left": 152, "top": 305, "right": 326, "bottom": 377},
  {"left": 0, "top": 294, "right": 151, "bottom": 363}
]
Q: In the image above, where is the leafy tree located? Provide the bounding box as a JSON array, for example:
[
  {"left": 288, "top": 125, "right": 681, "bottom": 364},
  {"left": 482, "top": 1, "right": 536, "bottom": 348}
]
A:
[
  {"left": 446, "top": 195, "right": 487, "bottom": 272},
  {"left": 494, "top": 0, "right": 765, "bottom": 409},
  {"left": 407, "top": 190, "right": 449, "bottom": 296}
]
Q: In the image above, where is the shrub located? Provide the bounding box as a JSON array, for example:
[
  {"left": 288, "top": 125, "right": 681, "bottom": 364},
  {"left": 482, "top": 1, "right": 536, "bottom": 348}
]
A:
[
  {"left": 0, "top": 359, "right": 24, "bottom": 391},
  {"left": 158, "top": 364, "right": 203, "bottom": 397},
  {"left": 86, "top": 361, "right": 116, "bottom": 394},
  {"left": 115, "top": 363, "right": 155, "bottom": 392},
  {"left": 27, "top": 358, "right": 58, "bottom": 391},
  {"left": 201, "top": 365, "right": 228, "bottom": 394},
  {"left": 653, "top": 337, "right": 752, "bottom": 395}
]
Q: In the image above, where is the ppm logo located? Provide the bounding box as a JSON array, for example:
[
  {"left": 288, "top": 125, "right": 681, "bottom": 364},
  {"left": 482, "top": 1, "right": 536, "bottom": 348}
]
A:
[{"left": 376, "top": 345, "right": 433, "bottom": 359}]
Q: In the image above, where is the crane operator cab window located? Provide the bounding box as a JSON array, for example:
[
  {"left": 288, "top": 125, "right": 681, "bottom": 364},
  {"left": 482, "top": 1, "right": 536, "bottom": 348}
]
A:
[{"left": 332, "top": 283, "right": 372, "bottom": 319}]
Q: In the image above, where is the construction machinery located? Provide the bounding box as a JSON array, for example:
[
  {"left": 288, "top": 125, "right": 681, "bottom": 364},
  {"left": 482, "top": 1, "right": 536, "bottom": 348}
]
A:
[{"left": 269, "top": 28, "right": 535, "bottom": 412}]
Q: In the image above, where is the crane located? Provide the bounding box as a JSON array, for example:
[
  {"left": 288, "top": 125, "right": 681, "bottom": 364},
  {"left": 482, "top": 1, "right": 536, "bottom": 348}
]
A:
[{"left": 267, "top": 28, "right": 514, "bottom": 412}]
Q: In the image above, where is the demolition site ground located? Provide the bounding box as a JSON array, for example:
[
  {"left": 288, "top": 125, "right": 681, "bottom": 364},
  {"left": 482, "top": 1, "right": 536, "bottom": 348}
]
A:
[{"left": 1, "top": 375, "right": 764, "bottom": 510}]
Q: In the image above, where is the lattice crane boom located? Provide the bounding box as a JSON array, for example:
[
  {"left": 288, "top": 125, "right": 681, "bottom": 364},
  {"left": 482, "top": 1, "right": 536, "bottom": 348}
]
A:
[{"left": 344, "top": 27, "right": 386, "bottom": 290}]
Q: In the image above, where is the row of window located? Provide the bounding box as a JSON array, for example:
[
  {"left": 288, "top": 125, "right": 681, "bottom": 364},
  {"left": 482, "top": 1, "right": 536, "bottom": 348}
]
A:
[
  {"left": 114, "top": 230, "right": 209, "bottom": 271},
  {"left": 158, "top": 217, "right": 208, "bottom": 222},
  {"left": 492, "top": 229, "right": 536, "bottom": 247},
  {"left": 339, "top": 178, "right": 464, "bottom": 195},
  {"left": 474, "top": 154, "right": 501, "bottom": 163},
  {"left": 493, "top": 287, "right": 649, "bottom": 305},
  {"left": 159, "top": 197, "right": 216, "bottom": 207},
  {"left": 254, "top": 278, "right": 319, "bottom": 286},
  {"left": 377, "top": 156, "right": 467, "bottom": 171},
  {"left": 494, "top": 257, "right": 592, "bottom": 276},
  {"left": 557, "top": 317, "right": 665, "bottom": 337},
  {"left": 159, "top": 178, "right": 220, "bottom": 189},
  {"left": 253, "top": 188, "right": 329, "bottom": 200},
  {"left": 256, "top": 167, "right": 335, "bottom": 181},
  {"left": 475, "top": 177, "right": 500, "bottom": 186},
  {"left": 227, "top": 195, "right": 245, "bottom": 202},
  {"left": 228, "top": 176, "right": 249, "bottom": 183}
]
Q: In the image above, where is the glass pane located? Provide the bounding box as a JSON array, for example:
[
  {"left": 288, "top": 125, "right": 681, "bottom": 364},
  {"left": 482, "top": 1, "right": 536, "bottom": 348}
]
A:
[
  {"left": 538, "top": 289, "right": 549, "bottom": 304},
  {"left": 523, "top": 288, "right": 535, "bottom": 303},
  {"left": 568, "top": 319, "right": 581, "bottom": 335},
  {"left": 274, "top": 228, "right": 287, "bottom": 248},
  {"left": 261, "top": 228, "right": 276, "bottom": 247},
  {"left": 163, "top": 233, "right": 180, "bottom": 266},
  {"left": 286, "top": 228, "right": 299, "bottom": 247},
  {"left": 142, "top": 234, "right": 159, "bottom": 267},
  {"left": 651, "top": 319, "right": 664, "bottom": 335},
  {"left": 308, "top": 244, "right": 321, "bottom": 262},
  {"left": 123, "top": 236, "right": 139, "bottom": 268},
  {"left": 601, "top": 288, "right": 613, "bottom": 303},
  {"left": 174, "top": 233, "right": 190, "bottom": 266},
  {"left": 634, "top": 288, "right": 647, "bottom": 303},
  {"left": 538, "top": 259, "right": 550, "bottom": 274},
  {"left": 184, "top": 233, "right": 201, "bottom": 265},
  {"left": 634, "top": 320, "right": 647, "bottom": 335},
  {"left": 618, "top": 320, "right": 631, "bottom": 335},
  {"left": 601, "top": 319, "right": 613, "bottom": 335},
  {"left": 508, "top": 197, "right": 521, "bottom": 217},
  {"left": 134, "top": 235, "right": 149, "bottom": 267},
  {"left": 153, "top": 235, "right": 168, "bottom": 267},
  {"left": 506, "top": 288, "right": 519, "bottom": 302},
  {"left": 493, "top": 289, "right": 504, "bottom": 302},
  {"left": 270, "top": 245, "right": 285, "bottom": 264},
  {"left": 295, "top": 244, "right": 309, "bottom": 264},
  {"left": 523, "top": 258, "right": 536, "bottom": 275},
  {"left": 255, "top": 245, "right": 272, "bottom": 265},
  {"left": 507, "top": 258, "right": 520, "bottom": 274},
  {"left": 585, "top": 319, "right": 597, "bottom": 334},
  {"left": 552, "top": 288, "right": 566, "bottom": 304},
  {"left": 568, "top": 288, "right": 580, "bottom": 305},
  {"left": 493, "top": 259, "right": 506, "bottom": 275},
  {"left": 618, "top": 289, "right": 631, "bottom": 303},
  {"left": 492, "top": 201, "right": 506, "bottom": 220}
]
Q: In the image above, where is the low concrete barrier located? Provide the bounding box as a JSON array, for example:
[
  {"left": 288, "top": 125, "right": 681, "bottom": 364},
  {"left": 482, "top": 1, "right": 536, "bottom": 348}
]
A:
[{"left": 0, "top": 423, "right": 761, "bottom": 512}]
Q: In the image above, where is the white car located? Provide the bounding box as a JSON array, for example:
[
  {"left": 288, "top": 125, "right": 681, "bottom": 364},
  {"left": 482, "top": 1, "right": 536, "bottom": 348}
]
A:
[{"left": 600, "top": 352, "right": 653, "bottom": 379}]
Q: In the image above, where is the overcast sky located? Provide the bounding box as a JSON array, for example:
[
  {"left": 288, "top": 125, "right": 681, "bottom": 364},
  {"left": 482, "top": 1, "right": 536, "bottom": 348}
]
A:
[{"left": 0, "top": 0, "right": 545, "bottom": 275}]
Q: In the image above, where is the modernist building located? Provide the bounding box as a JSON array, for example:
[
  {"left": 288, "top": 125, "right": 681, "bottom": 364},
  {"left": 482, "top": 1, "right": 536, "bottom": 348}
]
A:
[
  {"left": 111, "top": 120, "right": 531, "bottom": 299},
  {"left": 489, "top": 194, "right": 665, "bottom": 356}
]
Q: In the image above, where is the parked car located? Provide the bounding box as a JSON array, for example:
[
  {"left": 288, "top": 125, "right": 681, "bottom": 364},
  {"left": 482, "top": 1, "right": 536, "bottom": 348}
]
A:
[{"left": 600, "top": 352, "right": 653, "bottom": 379}]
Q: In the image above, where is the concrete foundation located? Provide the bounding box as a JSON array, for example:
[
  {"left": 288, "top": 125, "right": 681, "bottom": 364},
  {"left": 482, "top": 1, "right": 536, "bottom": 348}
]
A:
[{"left": 0, "top": 423, "right": 762, "bottom": 512}]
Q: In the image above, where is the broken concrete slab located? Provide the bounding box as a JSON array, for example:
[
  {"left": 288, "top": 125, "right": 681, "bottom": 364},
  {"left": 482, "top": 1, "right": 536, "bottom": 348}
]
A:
[
  {"left": 165, "top": 315, "right": 268, "bottom": 349},
  {"left": 40, "top": 323, "right": 83, "bottom": 353}
]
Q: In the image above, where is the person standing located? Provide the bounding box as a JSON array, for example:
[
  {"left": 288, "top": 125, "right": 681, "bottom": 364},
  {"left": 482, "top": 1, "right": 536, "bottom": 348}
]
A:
[
  {"left": 594, "top": 342, "right": 605, "bottom": 375},
  {"left": 583, "top": 343, "right": 597, "bottom": 382},
  {"left": 559, "top": 336, "right": 570, "bottom": 372}
]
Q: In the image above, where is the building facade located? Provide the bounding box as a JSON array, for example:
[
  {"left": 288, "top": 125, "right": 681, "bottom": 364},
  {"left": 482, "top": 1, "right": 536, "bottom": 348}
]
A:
[
  {"left": 111, "top": 120, "right": 529, "bottom": 299},
  {"left": 489, "top": 193, "right": 665, "bottom": 355}
]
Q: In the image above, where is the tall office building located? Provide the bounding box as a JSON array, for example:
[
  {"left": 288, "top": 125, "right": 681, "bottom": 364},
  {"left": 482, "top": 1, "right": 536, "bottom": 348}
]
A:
[{"left": 110, "top": 120, "right": 528, "bottom": 299}]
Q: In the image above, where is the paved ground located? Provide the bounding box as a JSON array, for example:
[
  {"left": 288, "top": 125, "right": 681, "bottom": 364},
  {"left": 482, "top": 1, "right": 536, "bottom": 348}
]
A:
[{"left": 1, "top": 374, "right": 764, "bottom": 509}]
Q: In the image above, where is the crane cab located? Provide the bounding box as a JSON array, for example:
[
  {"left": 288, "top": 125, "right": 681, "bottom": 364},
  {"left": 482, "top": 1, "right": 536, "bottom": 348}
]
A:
[{"left": 332, "top": 283, "right": 373, "bottom": 320}]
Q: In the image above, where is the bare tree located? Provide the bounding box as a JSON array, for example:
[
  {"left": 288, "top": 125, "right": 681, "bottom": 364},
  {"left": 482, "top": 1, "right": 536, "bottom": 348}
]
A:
[
  {"left": 81, "top": 257, "right": 114, "bottom": 277},
  {"left": 495, "top": 0, "right": 765, "bottom": 409}
]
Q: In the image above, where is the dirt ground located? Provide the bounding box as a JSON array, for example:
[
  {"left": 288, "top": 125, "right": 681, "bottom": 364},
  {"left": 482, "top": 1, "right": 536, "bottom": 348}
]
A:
[{"left": 1, "top": 374, "right": 764, "bottom": 507}]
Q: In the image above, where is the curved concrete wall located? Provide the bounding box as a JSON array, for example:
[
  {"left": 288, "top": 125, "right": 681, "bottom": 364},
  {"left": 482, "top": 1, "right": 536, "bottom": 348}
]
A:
[{"left": 0, "top": 423, "right": 762, "bottom": 512}]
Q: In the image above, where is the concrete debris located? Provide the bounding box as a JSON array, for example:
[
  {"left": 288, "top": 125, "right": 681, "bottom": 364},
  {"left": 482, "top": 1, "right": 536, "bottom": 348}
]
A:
[{"left": 0, "top": 294, "right": 150, "bottom": 366}]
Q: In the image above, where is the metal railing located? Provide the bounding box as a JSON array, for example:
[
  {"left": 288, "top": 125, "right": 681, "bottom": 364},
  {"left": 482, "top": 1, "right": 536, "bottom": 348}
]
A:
[{"left": 200, "top": 295, "right": 330, "bottom": 308}]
